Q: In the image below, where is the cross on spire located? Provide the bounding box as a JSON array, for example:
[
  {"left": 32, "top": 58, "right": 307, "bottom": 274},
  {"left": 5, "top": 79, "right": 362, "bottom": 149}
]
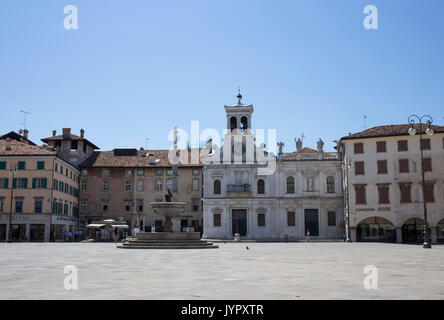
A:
[{"left": 236, "top": 87, "right": 242, "bottom": 105}]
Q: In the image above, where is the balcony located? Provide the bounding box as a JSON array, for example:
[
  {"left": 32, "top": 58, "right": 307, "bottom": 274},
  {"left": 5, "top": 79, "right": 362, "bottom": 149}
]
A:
[{"left": 227, "top": 184, "right": 251, "bottom": 197}]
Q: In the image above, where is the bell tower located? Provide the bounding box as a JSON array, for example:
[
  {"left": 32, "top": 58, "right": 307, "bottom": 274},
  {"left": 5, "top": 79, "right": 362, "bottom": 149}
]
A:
[{"left": 225, "top": 88, "right": 254, "bottom": 135}]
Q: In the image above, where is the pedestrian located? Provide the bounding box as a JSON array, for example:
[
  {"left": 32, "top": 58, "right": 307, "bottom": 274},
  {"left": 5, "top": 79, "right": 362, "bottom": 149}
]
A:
[
  {"left": 306, "top": 230, "right": 310, "bottom": 242},
  {"left": 133, "top": 226, "right": 140, "bottom": 238},
  {"left": 63, "top": 230, "right": 67, "bottom": 242},
  {"left": 68, "top": 231, "right": 72, "bottom": 242}
]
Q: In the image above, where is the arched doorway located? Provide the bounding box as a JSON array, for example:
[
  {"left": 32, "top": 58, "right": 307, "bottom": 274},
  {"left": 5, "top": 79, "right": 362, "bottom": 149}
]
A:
[
  {"left": 356, "top": 217, "right": 396, "bottom": 242},
  {"left": 402, "top": 218, "right": 424, "bottom": 244},
  {"left": 437, "top": 219, "right": 444, "bottom": 243}
]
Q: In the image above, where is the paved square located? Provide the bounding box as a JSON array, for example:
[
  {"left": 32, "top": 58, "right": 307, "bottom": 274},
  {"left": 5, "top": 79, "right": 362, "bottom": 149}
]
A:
[{"left": 0, "top": 242, "right": 443, "bottom": 299}]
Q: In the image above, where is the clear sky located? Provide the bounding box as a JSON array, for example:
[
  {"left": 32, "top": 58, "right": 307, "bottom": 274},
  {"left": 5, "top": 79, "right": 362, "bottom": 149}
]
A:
[{"left": 1, "top": 0, "right": 443, "bottom": 152}]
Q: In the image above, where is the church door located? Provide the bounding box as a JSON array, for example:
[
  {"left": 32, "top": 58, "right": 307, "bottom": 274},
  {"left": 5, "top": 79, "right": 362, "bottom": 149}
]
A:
[
  {"left": 304, "top": 209, "right": 319, "bottom": 236},
  {"left": 232, "top": 209, "right": 247, "bottom": 236}
]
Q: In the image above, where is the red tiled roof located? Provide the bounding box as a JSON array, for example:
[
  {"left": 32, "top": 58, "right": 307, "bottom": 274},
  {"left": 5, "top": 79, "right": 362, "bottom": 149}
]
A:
[
  {"left": 80, "top": 149, "right": 203, "bottom": 168},
  {"left": 0, "top": 139, "right": 56, "bottom": 156},
  {"left": 341, "top": 124, "right": 444, "bottom": 140},
  {"left": 41, "top": 133, "right": 99, "bottom": 149}
]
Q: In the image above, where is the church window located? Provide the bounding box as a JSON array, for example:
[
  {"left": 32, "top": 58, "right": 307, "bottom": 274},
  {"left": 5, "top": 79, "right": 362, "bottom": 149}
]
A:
[
  {"left": 327, "top": 176, "right": 335, "bottom": 193},
  {"left": 214, "top": 180, "right": 221, "bottom": 195},
  {"left": 286, "top": 177, "right": 295, "bottom": 194},
  {"left": 257, "top": 179, "right": 265, "bottom": 194}
]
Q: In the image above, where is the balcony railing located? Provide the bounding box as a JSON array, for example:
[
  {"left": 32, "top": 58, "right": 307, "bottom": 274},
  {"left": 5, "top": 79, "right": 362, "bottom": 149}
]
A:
[{"left": 227, "top": 184, "right": 251, "bottom": 193}]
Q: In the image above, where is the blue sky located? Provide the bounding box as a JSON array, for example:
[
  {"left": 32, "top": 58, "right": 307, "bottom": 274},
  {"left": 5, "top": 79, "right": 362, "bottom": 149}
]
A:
[{"left": 1, "top": 0, "right": 443, "bottom": 152}]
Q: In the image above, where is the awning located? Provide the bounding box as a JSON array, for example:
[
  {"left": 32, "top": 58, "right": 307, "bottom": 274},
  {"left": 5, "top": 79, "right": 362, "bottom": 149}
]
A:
[
  {"left": 86, "top": 224, "right": 105, "bottom": 229},
  {"left": 111, "top": 224, "right": 129, "bottom": 229}
]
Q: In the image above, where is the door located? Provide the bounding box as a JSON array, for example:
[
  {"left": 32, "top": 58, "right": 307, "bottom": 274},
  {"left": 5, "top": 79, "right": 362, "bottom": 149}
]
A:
[
  {"left": 30, "top": 224, "right": 45, "bottom": 242},
  {"left": 304, "top": 209, "right": 319, "bottom": 236},
  {"left": 0, "top": 224, "right": 6, "bottom": 242},
  {"left": 232, "top": 209, "right": 247, "bottom": 236}
]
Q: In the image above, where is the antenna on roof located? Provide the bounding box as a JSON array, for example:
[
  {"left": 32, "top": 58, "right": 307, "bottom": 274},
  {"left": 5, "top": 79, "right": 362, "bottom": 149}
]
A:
[
  {"left": 20, "top": 109, "right": 31, "bottom": 130},
  {"left": 145, "top": 137, "right": 150, "bottom": 150}
]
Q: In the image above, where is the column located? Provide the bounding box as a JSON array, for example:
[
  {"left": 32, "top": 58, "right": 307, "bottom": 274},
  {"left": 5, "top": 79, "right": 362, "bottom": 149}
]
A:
[
  {"left": 431, "top": 227, "right": 437, "bottom": 244},
  {"left": 396, "top": 227, "right": 402, "bottom": 243},
  {"left": 350, "top": 227, "right": 357, "bottom": 242}
]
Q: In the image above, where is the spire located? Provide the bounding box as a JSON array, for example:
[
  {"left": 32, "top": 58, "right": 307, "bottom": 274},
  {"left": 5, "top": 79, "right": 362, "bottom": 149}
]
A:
[{"left": 236, "top": 87, "right": 242, "bottom": 105}]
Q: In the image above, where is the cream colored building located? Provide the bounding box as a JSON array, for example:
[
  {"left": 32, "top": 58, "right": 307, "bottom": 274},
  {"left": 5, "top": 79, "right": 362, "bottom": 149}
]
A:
[{"left": 339, "top": 124, "right": 444, "bottom": 244}]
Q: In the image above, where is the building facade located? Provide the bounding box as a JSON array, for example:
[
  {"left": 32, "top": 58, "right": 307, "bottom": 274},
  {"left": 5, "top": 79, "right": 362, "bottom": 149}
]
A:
[
  {"left": 202, "top": 95, "right": 344, "bottom": 240},
  {"left": 0, "top": 137, "right": 80, "bottom": 242},
  {"left": 79, "top": 148, "right": 203, "bottom": 235},
  {"left": 340, "top": 124, "right": 444, "bottom": 244}
]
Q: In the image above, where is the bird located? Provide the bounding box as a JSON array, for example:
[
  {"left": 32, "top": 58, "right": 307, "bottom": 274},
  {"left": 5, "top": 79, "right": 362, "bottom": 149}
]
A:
[{"left": 246, "top": 246, "right": 250, "bottom": 250}]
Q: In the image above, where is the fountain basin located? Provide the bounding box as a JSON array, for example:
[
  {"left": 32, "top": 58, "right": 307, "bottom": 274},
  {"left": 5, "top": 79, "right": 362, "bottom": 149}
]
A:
[{"left": 150, "top": 202, "right": 187, "bottom": 219}]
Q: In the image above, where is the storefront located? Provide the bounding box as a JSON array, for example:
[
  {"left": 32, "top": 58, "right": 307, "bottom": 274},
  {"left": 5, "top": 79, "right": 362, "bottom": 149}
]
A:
[
  {"left": 356, "top": 217, "right": 396, "bottom": 243},
  {"left": 402, "top": 218, "right": 424, "bottom": 244},
  {"left": 437, "top": 219, "right": 444, "bottom": 243},
  {"left": 51, "top": 216, "right": 77, "bottom": 241},
  {"left": 0, "top": 214, "right": 50, "bottom": 242}
]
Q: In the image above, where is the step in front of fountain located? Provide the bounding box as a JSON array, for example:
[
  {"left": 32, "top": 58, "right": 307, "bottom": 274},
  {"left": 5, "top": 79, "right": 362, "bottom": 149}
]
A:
[{"left": 117, "top": 232, "right": 219, "bottom": 249}]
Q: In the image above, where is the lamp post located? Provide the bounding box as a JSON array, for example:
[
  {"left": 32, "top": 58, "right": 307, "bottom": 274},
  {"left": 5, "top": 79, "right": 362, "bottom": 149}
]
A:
[
  {"left": 7, "top": 162, "right": 18, "bottom": 243},
  {"left": 342, "top": 156, "right": 352, "bottom": 242},
  {"left": 407, "top": 115, "right": 434, "bottom": 249}
]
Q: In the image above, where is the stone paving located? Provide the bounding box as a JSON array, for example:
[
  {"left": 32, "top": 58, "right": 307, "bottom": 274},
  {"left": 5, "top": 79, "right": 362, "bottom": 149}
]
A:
[{"left": 0, "top": 242, "right": 443, "bottom": 299}]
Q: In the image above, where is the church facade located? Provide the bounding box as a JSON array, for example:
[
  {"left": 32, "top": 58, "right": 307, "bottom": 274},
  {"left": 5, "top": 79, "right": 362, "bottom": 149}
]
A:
[{"left": 201, "top": 94, "right": 344, "bottom": 240}]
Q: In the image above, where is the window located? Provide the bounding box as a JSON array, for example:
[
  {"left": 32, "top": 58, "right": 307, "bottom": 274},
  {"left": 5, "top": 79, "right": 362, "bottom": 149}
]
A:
[
  {"left": 166, "top": 179, "right": 173, "bottom": 191},
  {"left": 0, "top": 178, "right": 8, "bottom": 189},
  {"left": 258, "top": 213, "right": 265, "bottom": 227},
  {"left": 156, "top": 170, "right": 163, "bottom": 176},
  {"left": 0, "top": 161, "right": 6, "bottom": 170},
  {"left": 156, "top": 179, "right": 163, "bottom": 191},
  {"left": 33, "top": 178, "right": 47, "bottom": 189},
  {"left": 65, "top": 168, "right": 68, "bottom": 176},
  {"left": 377, "top": 160, "right": 388, "bottom": 174},
  {"left": 137, "top": 200, "right": 144, "bottom": 213},
  {"left": 355, "top": 161, "right": 365, "bottom": 175},
  {"left": 257, "top": 179, "right": 265, "bottom": 194},
  {"left": 14, "top": 178, "right": 28, "bottom": 189},
  {"left": 60, "top": 165, "right": 63, "bottom": 174},
  {"left": 137, "top": 170, "right": 144, "bottom": 176},
  {"left": 137, "top": 179, "right": 144, "bottom": 192},
  {"left": 125, "top": 180, "right": 131, "bottom": 192},
  {"left": 81, "top": 180, "right": 87, "bottom": 191},
  {"left": 18, "top": 161, "right": 26, "bottom": 170},
  {"left": 354, "top": 143, "right": 364, "bottom": 154},
  {"left": 81, "top": 169, "right": 88, "bottom": 176},
  {"left": 102, "top": 200, "right": 109, "bottom": 212},
  {"left": 400, "top": 184, "right": 411, "bottom": 203},
  {"left": 166, "top": 169, "right": 173, "bottom": 176},
  {"left": 214, "top": 214, "right": 221, "bottom": 227},
  {"left": 103, "top": 180, "right": 109, "bottom": 192},
  {"left": 15, "top": 200, "right": 23, "bottom": 213},
  {"left": 125, "top": 170, "right": 132, "bottom": 177},
  {"left": 398, "top": 140, "right": 408, "bottom": 152},
  {"left": 399, "top": 159, "right": 409, "bottom": 173},
  {"left": 37, "top": 161, "right": 45, "bottom": 170},
  {"left": 287, "top": 177, "right": 295, "bottom": 194},
  {"left": 0, "top": 199, "right": 3, "bottom": 213},
  {"left": 423, "top": 158, "right": 432, "bottom": 172},
  {"left": 192, "top": 179, "right": 199, "bottom": 191},
  {"left": 192, "top": 169, "right": 199, "bottom": 176},
  {"left": 80, "top": 201, "right": 86, "bottom": 212},
  {"left": 420, "top": 138, "right": 431, "bottom": 150},
  {"left": 355, "top": 185, "right": 367, "bottom": 204},
  {"left": 103, "top": 169, "right": 110, "bottom": 176},
  {"left": 327, "top": 211, "right": 336, "bottom": 226},
  {"left": 214, "top": 180, "right": 221, "bottom": 195},
  {"left": 376, "top": 141, "right": 386, "bottom": 153},
  {"left": 327, "top": 176, "right": 335, "bottom": 193},
  {"left": 124, "top": 200, "right": 132, "bottom": 212},
  {"left": 34, "top": 199, "right": 43, "bottom": 213},
  {"left": 192, "top": 199, "right": 199, "bottom": 212},
  {"left": 378, "top": 185, "right": 390, "bottom": 204},
  {"left": 424, "top": 184, "right": 434, "bottom": 203},
  {"left": 287, "top": 211, "right": 295, "bottom": 227}
]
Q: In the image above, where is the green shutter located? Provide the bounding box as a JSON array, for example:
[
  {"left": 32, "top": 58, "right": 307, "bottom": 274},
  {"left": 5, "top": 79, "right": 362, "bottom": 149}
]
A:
[
  {"left": 12, "top": 178, "right": 17, "bottom": 189},
  {"left": 43, "top": 178, "right": 47, "bottom": 189},
  {"left": 0, "top": 162, "right": 6, "bottom": 170},
  {"left": 18, "top": 161, "right": 25, "bottom": 170},
  {"left": 32, "top": 178, "right": 36, "bottom": 189},
  {"left": 4, "top": 178, "right": 8, "bottom": 188},
  {"left": 37, "top": 161, "right": 45, "bottom": 170},
  {"left": 23, "top": 178, "right": 28, "bottom": 189}
]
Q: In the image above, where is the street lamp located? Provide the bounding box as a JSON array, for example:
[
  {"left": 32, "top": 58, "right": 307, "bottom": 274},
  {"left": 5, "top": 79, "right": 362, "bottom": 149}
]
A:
[
  {"left": 7, "top": 162, "right": 18, "bottom": 243},
  {"left": 342, "top": 156, "right": 352, "bottom": 242},
  {"left": 407, "top": 114, "right": 433, "bottom": 249}
]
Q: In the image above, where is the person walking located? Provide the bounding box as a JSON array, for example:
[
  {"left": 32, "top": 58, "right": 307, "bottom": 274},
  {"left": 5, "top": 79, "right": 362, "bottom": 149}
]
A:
[{"left": 306, "top": 230, "right": 310, "bottom": 242}]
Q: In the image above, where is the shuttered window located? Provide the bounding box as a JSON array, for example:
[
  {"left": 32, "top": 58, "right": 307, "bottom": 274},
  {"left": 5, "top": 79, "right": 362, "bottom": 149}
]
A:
[
  {"left": 0, "top": 162, "right": 6, "bottom": 170},
  {"left": 355, "top": 161, "right": 365, "bottom": 175},
  {"left": 398, "top": 140, "right": 408, "bottom": 152},
  {"left": 400, "top": 184, "right": 411, "bottom": 203},
  {"left": 420, "top": 138, "right": 431, "bottom": 150},
  {"left": 213, "top": 214, "right": 221, "bottom": 227},
  {"left": 399, "top": 159, "right": 409, "bottom": 173},
  {"left": 354, "top": 143, "right": 364, "bottom": 154},
  {"left": 424, "top": 184, "right": 434, "bottom": 203},
  {"left": 355, "top": 185, "right": 367, "bottom": 204},
  {"left": 258, "top": 213, "right": 266, "bottom": 227},
  {"left": 378, "top": 185, "right": 390, "bottom": 204},
  {"left": 37, "top": 161, "right": 45, "bottom": 170},
  {"left": 423, "top": 158, "right": 432, "bottom": 172},
  {"left": 377, "top": 160, "right": 388, "bottom": 174},
  {"left": 376, "top": 141, "right": 386, "bottom": 153}
]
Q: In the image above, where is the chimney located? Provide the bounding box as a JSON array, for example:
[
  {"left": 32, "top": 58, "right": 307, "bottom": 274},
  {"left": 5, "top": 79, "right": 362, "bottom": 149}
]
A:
[
  {"left": 23, "top": 129, "right": 29, "bottom": 140},
  {"left": 5, "top": 138, "right": 11, "bottom": 151},
  {"left": 80, "top": 129, "right": 85, "bottom": 138},
  {"left": 52, "top": 130, "right": 57, "bottom": 137},
  {"left": 62, "top": 128, "right": 71, "bottom": 139}
]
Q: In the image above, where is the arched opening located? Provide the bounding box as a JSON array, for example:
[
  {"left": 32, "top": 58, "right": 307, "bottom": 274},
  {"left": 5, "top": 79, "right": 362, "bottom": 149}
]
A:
[
  {"left": 240, "top": 116, "right": 248, "bottom": 131},
  {"left": 327, "top": 176, "right": 335, "bottom": 193},
  {"left": 357, "top": 217, "right": 396, "bottom": 243},
  {"left": 402, "top": 218, "right": 424, "bottom": 244},
  {"left": 230, "top": 117, "right": 237, "bottom": 130},
  {"left": 286, "top": 176, "right": 295, "bottom": 194},
  {"left": 257, "top": 179, "right": 265, "bottom": 194},
  {"left": 213, "top": 180, "right": 221, "bottom": 195},
  {"left": 437, "top": 219, "right": 444, "bottom": 243}
]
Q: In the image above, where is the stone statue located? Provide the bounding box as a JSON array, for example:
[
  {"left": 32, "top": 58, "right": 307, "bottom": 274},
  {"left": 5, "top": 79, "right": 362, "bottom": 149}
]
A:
[
  {"left": 317, "top": 138, "right": 324, "bottom": 153},
  {"left": 277, "top": 142, "right": 284, "bottom": 155},
  {"left": 295, "top": 138, "right": 303, "bottom": 153},
  {"left": 165, "top": 189, "right": 173, "bottom": 202}
]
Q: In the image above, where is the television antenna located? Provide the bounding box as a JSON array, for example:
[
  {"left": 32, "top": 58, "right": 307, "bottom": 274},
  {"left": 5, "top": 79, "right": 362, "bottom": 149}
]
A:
[{"left": 20, "top": 110, "right": 31, "bottom": 130}]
